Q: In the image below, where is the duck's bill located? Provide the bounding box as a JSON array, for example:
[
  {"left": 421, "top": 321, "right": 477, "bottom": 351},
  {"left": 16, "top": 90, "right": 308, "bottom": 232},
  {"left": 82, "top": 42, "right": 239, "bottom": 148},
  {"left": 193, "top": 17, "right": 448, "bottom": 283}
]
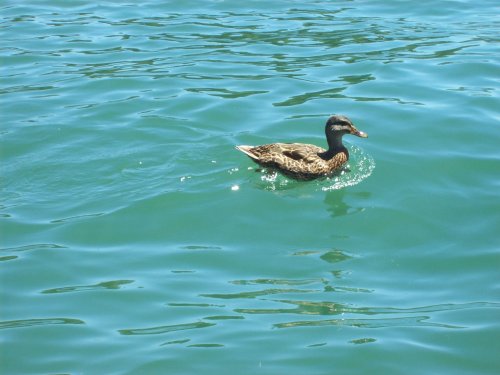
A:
[{"left": 353, "top": 129, "right": 368, "bottom": 138}]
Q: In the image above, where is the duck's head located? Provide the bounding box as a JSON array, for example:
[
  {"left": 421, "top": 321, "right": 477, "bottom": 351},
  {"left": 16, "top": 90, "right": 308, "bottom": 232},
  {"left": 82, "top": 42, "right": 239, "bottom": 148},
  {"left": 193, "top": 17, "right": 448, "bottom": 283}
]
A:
[{"left": 325, "top": 115, "right": 368, "bottom": 139}]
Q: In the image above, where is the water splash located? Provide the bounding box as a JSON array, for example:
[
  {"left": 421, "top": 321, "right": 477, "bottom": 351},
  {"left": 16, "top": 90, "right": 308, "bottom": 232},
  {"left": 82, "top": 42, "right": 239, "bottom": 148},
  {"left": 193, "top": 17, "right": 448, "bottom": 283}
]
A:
[{"left": 321, "top": 144, "right": 375, "bottom": 191}]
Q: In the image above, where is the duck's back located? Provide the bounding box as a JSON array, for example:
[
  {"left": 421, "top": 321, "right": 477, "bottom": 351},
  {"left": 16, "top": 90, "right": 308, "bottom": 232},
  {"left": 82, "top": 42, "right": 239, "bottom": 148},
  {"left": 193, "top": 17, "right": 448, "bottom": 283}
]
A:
[{"left": 253, "top": 143, "right": 325, "bottom": 162}]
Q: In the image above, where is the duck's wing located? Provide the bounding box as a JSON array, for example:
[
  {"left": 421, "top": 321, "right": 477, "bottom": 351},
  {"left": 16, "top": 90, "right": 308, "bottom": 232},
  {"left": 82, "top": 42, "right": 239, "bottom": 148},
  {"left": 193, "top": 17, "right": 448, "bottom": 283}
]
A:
[
  {"left": 250, "top": 143, "right": 324, "bottom": 168},
  {"left": 279, "top": 143, "right": 324, "bottom": 163}
]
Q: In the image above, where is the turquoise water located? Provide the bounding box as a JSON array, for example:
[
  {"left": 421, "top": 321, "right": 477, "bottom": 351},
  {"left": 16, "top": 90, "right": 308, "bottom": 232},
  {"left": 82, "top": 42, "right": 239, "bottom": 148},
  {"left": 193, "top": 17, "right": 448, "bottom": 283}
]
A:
[{"left": 1, "top": 0, "right": 499, "bottom": 374}]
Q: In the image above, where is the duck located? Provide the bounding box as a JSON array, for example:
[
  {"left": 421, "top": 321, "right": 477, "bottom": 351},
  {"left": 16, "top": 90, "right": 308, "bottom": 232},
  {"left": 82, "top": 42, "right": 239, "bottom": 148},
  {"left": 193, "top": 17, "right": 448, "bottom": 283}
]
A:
[{"left": 235, "top": 115, "right": 368, "bottom": 180}]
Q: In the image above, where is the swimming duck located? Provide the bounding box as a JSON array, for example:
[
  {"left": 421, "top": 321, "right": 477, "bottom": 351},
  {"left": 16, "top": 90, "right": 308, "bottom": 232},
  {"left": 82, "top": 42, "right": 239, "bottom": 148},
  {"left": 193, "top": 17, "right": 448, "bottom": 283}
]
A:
[{"left": 235, "top": 115, "right": 368, "bottom": 180}]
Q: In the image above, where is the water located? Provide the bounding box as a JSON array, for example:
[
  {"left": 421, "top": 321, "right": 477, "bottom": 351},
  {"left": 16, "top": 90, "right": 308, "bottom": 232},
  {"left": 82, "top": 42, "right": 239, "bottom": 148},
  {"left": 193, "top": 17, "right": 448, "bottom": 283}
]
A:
[{"left": 1, "top": 1, "right": 499, "bottom": 374}]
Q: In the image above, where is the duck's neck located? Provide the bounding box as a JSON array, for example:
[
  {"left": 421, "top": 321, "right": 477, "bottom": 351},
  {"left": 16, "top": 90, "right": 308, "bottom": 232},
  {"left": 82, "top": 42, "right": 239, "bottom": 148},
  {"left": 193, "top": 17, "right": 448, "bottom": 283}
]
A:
[{"left": 325, "top": 132, "right": 346, "bottom": 157}]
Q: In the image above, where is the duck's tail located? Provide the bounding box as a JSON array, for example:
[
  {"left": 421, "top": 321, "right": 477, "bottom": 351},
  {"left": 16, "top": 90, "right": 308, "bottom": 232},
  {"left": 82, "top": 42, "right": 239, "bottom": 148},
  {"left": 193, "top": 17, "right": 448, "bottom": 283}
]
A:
[{"left": 235, "top": 145, "right": 259, "bottom": 161}]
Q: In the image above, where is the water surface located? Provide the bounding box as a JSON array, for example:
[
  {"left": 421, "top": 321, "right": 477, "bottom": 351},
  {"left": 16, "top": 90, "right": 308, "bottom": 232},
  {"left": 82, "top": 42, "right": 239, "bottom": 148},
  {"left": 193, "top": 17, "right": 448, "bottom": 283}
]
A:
[{"left": 1, "top": 1, "right": 499, "bottom": 374}]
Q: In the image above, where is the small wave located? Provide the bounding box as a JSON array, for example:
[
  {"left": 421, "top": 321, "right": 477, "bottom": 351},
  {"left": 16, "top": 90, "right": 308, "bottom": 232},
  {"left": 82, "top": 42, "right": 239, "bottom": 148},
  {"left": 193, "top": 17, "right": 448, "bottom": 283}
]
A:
[
  {"left": 273, "top": 316, "right": 464, "bottom": 330},
  {"left": 0, "top": 243, "right": 67, "bottom": 253},
  {"left": 41, "top": 280, "right": 134, "bottom": 294},
  {"left": 119, "top": 321, "right": 215, "bottom": 336},
  {"left": 0, "top": 318, "right": 85, "bottom": 330}
]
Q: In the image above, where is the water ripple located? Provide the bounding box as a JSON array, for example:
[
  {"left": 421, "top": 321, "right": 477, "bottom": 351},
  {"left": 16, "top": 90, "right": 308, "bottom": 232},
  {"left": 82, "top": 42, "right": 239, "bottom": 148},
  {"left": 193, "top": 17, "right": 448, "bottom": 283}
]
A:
[
  {"left": 0, "top": 318, "right": 85, "bottom": 330},
  {"left": 274, "top": 316, "right": 464, "bottom": 329},
  {"left": 230, "top": 278, "right": 326, "bottom": 286},
  {"left": 185, "top": 87, "right": 268, "bottom": 99},
  {"left": 201, "top": 288, "right": 316, "bottom": 300},
  {"left": 235, "top": 301, "right": 499, "bottom": 316},
  {"left": 119, "top": 321, "right": 215, "bottom": 336},
  {"left": 0, "top": 243, "right": 66, "bottom": 253},
  {"left": 41, "top": 280, "right": 134, "bottom": 294},
  {"left": 350, "top": 337, "right": 376, "bottom": 345}
]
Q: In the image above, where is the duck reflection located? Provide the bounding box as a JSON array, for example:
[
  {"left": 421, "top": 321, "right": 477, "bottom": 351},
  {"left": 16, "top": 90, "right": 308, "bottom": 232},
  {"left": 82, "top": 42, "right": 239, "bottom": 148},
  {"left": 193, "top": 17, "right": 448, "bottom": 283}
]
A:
[{"left": 324, "top": 189, "right": 370, "bottom": 218}]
